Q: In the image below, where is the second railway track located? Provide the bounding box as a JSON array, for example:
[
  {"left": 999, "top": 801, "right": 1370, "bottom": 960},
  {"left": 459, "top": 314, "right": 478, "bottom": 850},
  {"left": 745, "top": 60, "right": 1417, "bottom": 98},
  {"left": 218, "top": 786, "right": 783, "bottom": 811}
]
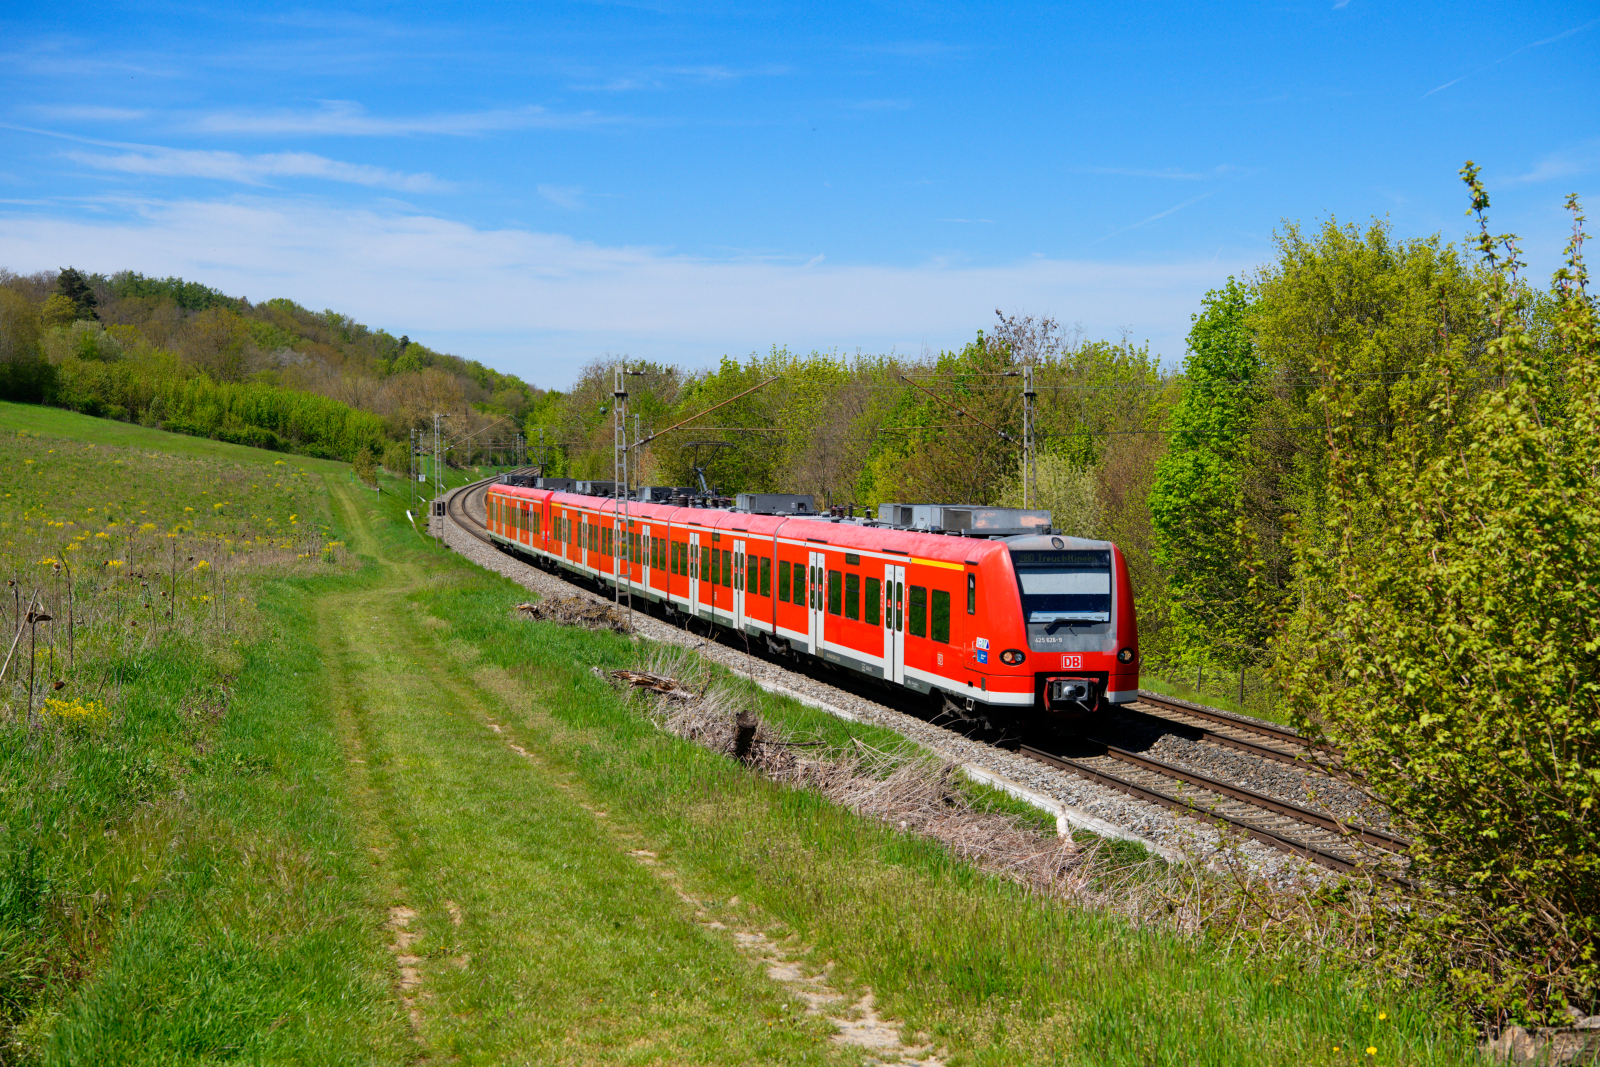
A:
[{"left": 442, "top": 478, "right": 1409, "bottom": 876}]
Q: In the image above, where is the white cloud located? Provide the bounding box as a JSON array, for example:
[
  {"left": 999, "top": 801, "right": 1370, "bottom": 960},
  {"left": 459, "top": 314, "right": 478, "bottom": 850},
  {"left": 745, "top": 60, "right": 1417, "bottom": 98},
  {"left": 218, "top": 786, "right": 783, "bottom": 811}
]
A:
[
  {"left": 65, "top": 147, "right": 451, "bottom": 192},
  {"left": 21, "top": 105, "right": 150, "bottom": 122},
  {"left": 537, "top": 184, "right": 587, "bottom": 210},
  {"left": 191, "top": 99, "right": 620, "bottom": 136},
  {"left": 1504, "top": 141, "right": 1599, "bottom": 186},
  {"left": 571, "top": 63, "right": 791, "bottom": 92},
  {"left": 0, "top": 196, "right": 1252, "bottom": 385},
  {"left": 1093, "top": 191, "right": 1220, "bottom": 243}
]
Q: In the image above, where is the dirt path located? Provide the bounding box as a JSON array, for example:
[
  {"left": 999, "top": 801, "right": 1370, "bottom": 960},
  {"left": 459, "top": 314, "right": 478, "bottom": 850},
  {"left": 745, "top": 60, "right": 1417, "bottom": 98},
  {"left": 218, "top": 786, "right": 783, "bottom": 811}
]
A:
[{"left": 318, "top": 478, "right": 939, "bottom": 1064}]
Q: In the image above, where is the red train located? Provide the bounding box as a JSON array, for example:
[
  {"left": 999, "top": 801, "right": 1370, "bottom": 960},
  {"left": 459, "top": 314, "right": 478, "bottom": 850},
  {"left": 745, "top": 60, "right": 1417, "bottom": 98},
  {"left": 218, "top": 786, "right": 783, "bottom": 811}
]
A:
[{"left": 483, "top": 483, "right": 1139, "bottom": 719}]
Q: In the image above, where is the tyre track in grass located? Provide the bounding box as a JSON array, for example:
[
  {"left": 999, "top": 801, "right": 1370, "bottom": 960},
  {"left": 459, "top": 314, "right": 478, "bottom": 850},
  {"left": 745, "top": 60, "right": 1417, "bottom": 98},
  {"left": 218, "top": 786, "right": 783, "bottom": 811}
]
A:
[{"left": 321, "top": 478, "right": 873, "bottom": 1065}]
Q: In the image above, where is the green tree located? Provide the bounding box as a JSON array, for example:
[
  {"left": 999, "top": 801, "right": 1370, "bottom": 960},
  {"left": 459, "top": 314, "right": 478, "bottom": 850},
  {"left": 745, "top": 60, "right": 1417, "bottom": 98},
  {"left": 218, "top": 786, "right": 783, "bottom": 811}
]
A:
[
  {"left": 1148, "top": 278, "right": 1261, "bottom": 668},
  {"left": 352, "top": 446, "right": 378, "bottom": 486},
  {"left": 1280, "top": 174, "right": 1600, "bottom": 1018},
  {"left": 55, "top": 267, "right": 98, "bottom": 321}
]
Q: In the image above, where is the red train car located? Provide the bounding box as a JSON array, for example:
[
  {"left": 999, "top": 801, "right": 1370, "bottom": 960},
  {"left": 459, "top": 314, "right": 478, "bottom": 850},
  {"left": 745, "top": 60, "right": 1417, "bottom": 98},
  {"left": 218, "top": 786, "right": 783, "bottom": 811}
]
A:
[{"left": 482, "top": 484, "right": 1138, "bottom": 719}]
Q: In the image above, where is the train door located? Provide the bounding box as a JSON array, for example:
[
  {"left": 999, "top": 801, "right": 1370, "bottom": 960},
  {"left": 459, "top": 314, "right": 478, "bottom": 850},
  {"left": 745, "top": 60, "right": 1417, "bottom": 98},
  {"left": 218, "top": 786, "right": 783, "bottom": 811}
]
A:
[
  {"left": 688, "top": 531, "right": 701, "bottom": 615},
  {"left": 883, "top": 563, "right": 906, "bottom": 685},
  {"left": 808, "top": 550, "right": 827, "bottom": 654},
  {"left": 732, "top": 539, "right": 746, "bottom": 630},
  {"left": 613, "top": 518, "right": 622, "bottom": 587}
]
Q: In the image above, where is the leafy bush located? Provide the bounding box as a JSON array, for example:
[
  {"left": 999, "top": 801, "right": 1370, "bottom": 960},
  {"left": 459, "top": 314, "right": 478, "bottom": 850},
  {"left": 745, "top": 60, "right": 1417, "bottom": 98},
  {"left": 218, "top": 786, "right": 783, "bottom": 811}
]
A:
[{"left": 1280, "top": 173, "right": 1599, "bottom": 1020}]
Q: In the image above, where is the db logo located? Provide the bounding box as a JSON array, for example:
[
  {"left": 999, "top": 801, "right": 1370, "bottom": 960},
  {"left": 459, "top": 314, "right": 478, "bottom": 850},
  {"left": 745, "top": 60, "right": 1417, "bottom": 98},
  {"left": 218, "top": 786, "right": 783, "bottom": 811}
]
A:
[{"left": 1060, "top": 654, "right": 1083, "bottom": 669}]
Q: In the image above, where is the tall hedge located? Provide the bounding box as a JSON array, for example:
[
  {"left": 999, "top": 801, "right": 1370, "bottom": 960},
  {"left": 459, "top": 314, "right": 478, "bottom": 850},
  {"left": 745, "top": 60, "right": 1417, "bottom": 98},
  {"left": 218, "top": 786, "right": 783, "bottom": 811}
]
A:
[{"left": 1281, "top": 175, "right": 1599, "bottom": 1018}]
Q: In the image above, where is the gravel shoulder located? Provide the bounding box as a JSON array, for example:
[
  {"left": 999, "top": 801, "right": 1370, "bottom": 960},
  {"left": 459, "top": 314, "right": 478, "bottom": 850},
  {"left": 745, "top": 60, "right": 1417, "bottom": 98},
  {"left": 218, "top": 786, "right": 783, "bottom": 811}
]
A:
[{"left": 442, "top": 486, "right": 1339, "bottom": 887}]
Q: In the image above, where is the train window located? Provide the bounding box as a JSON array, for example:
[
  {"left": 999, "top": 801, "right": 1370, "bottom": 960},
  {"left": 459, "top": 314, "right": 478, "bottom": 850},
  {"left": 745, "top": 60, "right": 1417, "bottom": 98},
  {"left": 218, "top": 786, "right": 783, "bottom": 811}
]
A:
[
  {"left": 702, "top": 546, "right": 712, "bottom": 581},
  {"left": 896, "top": 581, "right": 904, "bottom": 631},
  {"left": 793, "top": 562, "right": 806, "bottom": 605},
  {"left": 747, "top": 555, "right": 758, "bottom": 594},
  {"left": 760, "top": 557, "right": 771, "bottom": 597},
  {"left": 845, "top": 553, "right": 860, "bottom": 565},
  {"left": 908, "top": 585, "right": 927, "bottom": 638},
  {"left": 533, "top": 511, "right": 541, "bottom": 536},
  {"left": 931, "top": 590, "right": 951, "bottom": 644},
  {"left": 632, "top": 531, "right": 640, "bottom": 562},
  {"left": 722, "top": 549, "right": 732, "bottom": 587},
  {"left": 865, "top": 577, "right": 881, "bottom": 626},
  {"left": 827, "top": 570, "right": 841, "bottom": 614},
  {"left": 779, "top": 559, "right": 791, "bottom": 601},
  {"left": 844, "top": 573, "right": 860, "bottom": 620}
]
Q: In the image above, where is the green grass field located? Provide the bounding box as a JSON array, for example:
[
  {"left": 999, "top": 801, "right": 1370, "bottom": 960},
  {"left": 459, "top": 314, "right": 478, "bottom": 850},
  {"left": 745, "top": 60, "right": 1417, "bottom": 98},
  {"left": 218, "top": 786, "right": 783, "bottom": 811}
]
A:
[{"left": 0, "top": 404, "right": 1478, "bottom": 1065}]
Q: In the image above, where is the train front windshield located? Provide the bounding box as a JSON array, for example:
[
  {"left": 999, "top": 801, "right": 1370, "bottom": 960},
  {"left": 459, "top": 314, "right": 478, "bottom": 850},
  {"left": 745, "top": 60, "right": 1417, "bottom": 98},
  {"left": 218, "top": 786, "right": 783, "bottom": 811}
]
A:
[{"left": 1010, "top": 549, "right": 1112, "bottom": 624}]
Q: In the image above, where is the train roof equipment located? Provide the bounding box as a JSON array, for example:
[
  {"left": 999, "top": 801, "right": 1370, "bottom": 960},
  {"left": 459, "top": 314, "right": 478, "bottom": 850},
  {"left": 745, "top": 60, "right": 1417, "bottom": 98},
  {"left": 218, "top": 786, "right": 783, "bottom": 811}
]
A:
[
  {"left": 875, "top": 503, "right": 1052, "bottom": 538},
  {"left": 734, "top": 492, "right": 816, "bottom": 515},
  {"left": 635, "top": 486, "right": 700, "bottom": 503}
]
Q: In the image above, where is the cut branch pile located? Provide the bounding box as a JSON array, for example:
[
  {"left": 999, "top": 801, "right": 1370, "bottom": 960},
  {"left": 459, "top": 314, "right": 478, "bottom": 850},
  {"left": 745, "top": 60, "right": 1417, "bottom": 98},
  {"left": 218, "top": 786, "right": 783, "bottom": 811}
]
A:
[{"left": 515, "top": 597, "right": 628, "bottom": 633}]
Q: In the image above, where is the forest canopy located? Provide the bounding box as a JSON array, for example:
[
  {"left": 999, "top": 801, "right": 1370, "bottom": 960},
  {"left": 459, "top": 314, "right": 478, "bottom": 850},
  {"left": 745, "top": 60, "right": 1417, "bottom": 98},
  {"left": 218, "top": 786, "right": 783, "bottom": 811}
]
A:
[{"left": 0, "top": 267, "right": 543, "bottom": 461}]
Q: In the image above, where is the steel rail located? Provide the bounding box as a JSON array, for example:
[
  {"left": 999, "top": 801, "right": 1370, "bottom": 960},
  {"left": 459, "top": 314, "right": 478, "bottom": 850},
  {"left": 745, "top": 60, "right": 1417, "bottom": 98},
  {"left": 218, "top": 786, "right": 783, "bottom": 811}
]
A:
[
  {"left": 1015, "top": 744, "right": 1367, "bottom": 873},
  {"left": 1118, "top": 703, "right": 1315, "bottom": 769},
  {"left": 1082, "top": 738, "right": 1408, "bottom": 853},
  {"left": 1134, "top": 691, "right": 1320, "bottom": 750},
  {"left": 444, "top": 475, "right": 518, "bottom": 548}
]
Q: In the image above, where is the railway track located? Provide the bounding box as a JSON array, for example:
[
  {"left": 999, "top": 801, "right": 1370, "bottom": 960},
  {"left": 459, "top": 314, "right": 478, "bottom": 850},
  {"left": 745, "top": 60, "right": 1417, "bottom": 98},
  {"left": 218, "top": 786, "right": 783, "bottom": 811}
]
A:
[
  {"left": 440, "top": 478, "right": 1410, "bottom": 875},
  {"left": 1117, "top": 692, "right": 1339, "bottom": 771},
  {"left": 1016, "top": 739, "right": 1406, "bottom": 874}
]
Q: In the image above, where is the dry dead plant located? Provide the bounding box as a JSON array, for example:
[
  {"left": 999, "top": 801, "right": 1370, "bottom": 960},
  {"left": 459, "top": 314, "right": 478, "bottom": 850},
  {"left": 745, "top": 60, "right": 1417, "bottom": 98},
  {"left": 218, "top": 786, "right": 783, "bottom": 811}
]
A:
[{"left": 515, "top": 597, "right": 628, "bottom": 633}]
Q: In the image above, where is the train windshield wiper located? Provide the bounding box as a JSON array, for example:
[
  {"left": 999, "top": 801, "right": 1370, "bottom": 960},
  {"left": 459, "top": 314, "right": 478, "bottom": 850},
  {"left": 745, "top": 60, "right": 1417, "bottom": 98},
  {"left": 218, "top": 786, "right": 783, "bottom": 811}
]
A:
[{"left": 1029, "top": 610, "right": 1109, "bottom": 624}]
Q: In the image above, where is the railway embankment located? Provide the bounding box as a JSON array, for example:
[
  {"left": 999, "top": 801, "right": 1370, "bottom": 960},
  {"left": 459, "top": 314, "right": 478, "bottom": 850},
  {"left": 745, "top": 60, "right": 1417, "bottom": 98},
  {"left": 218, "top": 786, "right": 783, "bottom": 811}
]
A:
[{"left": 439, "top": 479, "right": 1387, "bottom": 884}]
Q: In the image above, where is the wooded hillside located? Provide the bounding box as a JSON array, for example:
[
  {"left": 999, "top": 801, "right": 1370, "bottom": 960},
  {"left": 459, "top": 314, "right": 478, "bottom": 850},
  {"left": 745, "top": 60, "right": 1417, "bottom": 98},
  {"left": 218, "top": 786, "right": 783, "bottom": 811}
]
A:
[{"left": 0, "top": 267, "right": 542, "bottom": 462}]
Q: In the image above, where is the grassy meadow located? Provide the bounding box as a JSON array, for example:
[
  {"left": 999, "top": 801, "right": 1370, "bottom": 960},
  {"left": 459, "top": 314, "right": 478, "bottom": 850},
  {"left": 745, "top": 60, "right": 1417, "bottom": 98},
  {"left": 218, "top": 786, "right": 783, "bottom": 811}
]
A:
[{"left": 0, "top": 405, "right": 1481, "bottom": 1065}]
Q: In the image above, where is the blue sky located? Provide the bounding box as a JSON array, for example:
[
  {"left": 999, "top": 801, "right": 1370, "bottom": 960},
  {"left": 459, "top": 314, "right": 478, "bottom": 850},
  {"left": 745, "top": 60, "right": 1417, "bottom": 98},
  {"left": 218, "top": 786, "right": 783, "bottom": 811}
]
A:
[{"left": 1, "top": 2, "right": 1595, "bottom": 388}]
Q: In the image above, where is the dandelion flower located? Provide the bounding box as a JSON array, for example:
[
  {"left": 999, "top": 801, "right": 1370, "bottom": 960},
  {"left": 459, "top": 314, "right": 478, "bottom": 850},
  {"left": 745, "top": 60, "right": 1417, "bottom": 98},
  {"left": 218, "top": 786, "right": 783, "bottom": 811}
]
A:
[
  {"left": 1367, "top": 1048, "right": 1376, "bottom": 1056},
  {"left": 1378, "top": 1013, "right": 1387, "bottom": 1021}
]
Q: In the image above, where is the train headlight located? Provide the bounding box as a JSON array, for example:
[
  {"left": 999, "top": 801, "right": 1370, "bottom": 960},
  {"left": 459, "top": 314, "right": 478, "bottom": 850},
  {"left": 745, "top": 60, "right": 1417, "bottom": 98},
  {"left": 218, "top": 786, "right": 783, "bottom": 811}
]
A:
[
  {"left": 1118, "top": 647, "right": 1135, "bottom": 664},
  {"left": 999, "top": 648, "right": 1026, "bottom": 666}
]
